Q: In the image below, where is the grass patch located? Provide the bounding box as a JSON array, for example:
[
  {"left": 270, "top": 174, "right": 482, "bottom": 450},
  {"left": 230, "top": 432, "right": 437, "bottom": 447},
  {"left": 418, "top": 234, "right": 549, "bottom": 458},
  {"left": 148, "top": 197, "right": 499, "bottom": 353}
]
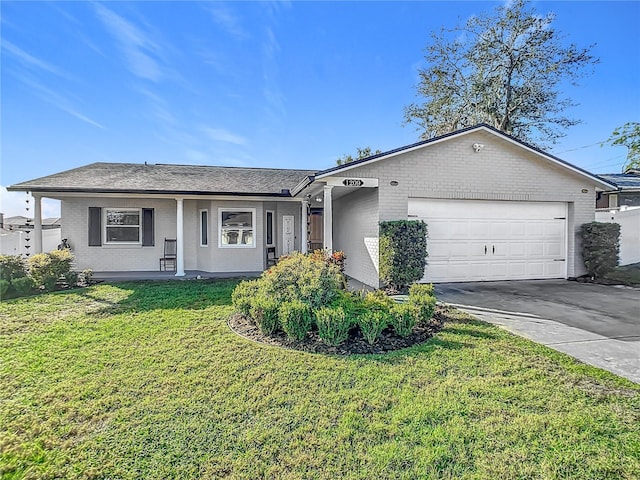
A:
[
  {"left": 1, "top": 280, "right": 639, "bottom": 479},
  {"left": 603, "top": 262, "right": 640, "bottom": 285}
]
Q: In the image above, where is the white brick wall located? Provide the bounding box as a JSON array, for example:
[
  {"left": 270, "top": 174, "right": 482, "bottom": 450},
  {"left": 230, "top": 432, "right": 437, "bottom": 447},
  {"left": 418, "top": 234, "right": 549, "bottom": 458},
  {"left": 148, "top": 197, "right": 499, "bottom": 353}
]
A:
[
  {"left": 335, "top": 130, "right": 598, "bottom": 280},
  {"left": 62, "top": 197, "right": 176, "bottom": 271},
  {"left": 62, "top": 197, "right": 303, "bottom": 273},
  {"left": 333, "top": 188, "right": 380, "bottom": 288}
]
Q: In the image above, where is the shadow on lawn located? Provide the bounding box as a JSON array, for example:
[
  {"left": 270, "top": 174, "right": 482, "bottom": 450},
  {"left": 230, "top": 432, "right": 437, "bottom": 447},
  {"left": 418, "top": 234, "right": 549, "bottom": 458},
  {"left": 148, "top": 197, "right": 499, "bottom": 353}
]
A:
[{"left": 84, "top": 278, "right": 240, "bottom": 316}]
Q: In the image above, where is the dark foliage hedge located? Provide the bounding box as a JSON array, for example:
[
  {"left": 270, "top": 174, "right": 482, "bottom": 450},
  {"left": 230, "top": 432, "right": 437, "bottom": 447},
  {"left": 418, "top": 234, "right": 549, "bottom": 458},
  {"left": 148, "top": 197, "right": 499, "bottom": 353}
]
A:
[
  {"left": 379, "top": 220, "right": 428, "bottom": 291},
  {"left": 580, "top": 222, "right": 620, "bottom": 278}
]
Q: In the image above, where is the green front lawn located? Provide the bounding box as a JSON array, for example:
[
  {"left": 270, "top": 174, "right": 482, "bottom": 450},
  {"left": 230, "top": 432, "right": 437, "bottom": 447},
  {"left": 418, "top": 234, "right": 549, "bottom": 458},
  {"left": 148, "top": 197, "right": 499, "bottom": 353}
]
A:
[{"left": 1, "top": 280, "right": 638, "bottom": 479}]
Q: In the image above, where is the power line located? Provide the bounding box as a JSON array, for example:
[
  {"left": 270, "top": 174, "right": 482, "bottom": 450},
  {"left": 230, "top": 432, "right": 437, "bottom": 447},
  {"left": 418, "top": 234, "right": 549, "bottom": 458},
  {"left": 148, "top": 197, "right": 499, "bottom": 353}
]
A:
[{"left": 553, "top": 139, "right": 609, "bottom": 154}]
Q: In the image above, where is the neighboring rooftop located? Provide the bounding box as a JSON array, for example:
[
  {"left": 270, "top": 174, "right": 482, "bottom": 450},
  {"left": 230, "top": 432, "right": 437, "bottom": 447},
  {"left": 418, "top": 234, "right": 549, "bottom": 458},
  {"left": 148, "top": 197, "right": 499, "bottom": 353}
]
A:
[
  {"left": 597, "top": 171, "right": 640, "bottom": 191},
  {"left": 8, "top": 163, "right": 318, "bottom": 196}
]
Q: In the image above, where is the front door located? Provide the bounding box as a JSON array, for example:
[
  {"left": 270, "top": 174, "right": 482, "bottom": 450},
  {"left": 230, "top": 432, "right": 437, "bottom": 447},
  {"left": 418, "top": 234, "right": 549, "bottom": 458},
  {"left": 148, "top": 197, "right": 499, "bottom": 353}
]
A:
[{"left": 283, "top": 215, "right": 295, "bottom": 255}]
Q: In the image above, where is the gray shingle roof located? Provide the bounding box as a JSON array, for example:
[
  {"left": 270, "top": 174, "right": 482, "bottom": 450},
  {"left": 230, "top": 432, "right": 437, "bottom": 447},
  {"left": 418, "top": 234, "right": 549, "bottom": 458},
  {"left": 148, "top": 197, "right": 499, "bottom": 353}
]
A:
[
  {"left": 8, "top": 162, "right": 317, "bottom": 196},
  {"left": 597, "top": 173, "right": 640, "bottom": 191}
]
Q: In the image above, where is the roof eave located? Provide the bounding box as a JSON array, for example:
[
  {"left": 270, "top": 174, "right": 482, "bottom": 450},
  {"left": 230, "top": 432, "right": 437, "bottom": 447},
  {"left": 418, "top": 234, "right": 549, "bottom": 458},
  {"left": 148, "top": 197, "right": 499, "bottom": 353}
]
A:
[
  {"left": 6, "top": 186, "right": 294, "bottom": 197},
  {"left": 314, "top": 124, "right": 617, "bottom": 190}
]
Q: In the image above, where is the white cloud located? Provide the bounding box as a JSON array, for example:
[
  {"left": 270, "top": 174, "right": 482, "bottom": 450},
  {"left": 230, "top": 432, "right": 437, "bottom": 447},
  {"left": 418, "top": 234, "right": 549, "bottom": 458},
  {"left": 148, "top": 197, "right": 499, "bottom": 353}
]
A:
[
  {"left": 94, "top": 4, "right": 163, "bottom": 81},
  {"left": 2, "top": 40, "right": 72, "bottom": 79},
  {"left": 15, "top": 74, "right": 105, "bottom": 129},
  {"left": 0, "top": 187, "right": 60, "bottom": 219},
  {"left": 206, "top": 3, "right": 248, "bottom": 39},
  {"left": 201, "top": 126, "right": 248, "bottom": 145}
]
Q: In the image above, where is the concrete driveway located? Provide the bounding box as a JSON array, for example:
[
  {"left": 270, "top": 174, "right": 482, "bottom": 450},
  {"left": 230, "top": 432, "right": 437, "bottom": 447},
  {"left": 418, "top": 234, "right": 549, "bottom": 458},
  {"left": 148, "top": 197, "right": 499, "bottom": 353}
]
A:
[{"left": 434, "top": 280, "right": 640, "bottom": 384}]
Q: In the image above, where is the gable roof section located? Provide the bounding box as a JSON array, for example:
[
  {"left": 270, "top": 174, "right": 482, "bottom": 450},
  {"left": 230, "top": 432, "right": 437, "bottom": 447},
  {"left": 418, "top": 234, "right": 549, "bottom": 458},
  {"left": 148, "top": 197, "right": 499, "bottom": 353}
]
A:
[
  {"left": 314, "top": 124, "right": 617, "bottom": 190},
  {"left": 597, "top": 172, "right": 640, "bottom": 192},
  {"left": 8, "top": 162, "right": 318, "bottom": 197}
]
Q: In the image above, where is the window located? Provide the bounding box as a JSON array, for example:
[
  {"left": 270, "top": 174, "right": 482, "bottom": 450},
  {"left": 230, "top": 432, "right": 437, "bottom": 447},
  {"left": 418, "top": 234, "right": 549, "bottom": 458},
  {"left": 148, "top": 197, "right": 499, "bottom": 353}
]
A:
[
  {"left": 266, "top": 210, "right": 274, "bottom": 246},
  {"left": 105, "top": 208, "right": 141, "bottom": 243},
  {"left": 219, "top": 208, "right": 255, "bottom": 248},
  {"left": 200, "top": 209, "right": 209, "bottom": 246}
]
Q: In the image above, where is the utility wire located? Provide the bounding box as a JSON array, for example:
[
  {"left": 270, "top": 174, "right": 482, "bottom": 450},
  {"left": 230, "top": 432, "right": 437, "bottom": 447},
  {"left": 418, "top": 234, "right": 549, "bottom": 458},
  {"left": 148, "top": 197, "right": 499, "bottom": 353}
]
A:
[{"left": 553, "top": 139, "right": 609, "bottom": 154}]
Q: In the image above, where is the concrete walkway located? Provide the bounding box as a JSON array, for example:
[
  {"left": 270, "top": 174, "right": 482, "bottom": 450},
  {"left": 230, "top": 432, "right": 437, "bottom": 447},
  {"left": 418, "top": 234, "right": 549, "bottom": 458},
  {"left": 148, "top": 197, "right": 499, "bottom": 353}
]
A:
[
  {"left": 435, "top": 280, "right": 640, "bottom": 384},
  {"left": 93, "top": 270, "right": 261, "bottom": 282}
]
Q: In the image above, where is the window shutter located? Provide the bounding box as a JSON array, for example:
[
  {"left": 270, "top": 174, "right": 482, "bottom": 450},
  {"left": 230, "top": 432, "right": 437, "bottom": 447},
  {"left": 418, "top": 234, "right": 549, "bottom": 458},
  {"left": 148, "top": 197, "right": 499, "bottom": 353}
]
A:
[
  {"left": 142, "top": 208, "right": 154, "bottom": 246},
  {"left": 88, "top": 207, "right": 102, "bottom": 246}
]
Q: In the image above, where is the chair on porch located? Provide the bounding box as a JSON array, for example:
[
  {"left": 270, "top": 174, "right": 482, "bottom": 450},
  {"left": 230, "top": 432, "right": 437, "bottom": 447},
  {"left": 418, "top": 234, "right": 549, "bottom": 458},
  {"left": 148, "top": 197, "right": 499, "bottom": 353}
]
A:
[{"left": 159, "top": 238, "right": 177, "bottom": 272}]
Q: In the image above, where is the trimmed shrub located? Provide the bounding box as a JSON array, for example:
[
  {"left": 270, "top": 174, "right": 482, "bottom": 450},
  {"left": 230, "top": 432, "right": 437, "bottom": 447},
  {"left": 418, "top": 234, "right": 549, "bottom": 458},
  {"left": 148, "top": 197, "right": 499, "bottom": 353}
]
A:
[
  {"left": 260, "top": 251, "right": 343, "bottom": 309},
  {"left": 390, "top": 302, "right": 419, "bottom": 337},
  {"left": 580, "top": 222, "right": 620, "bottom": 278},
  {"left": 279, "top": 300, "right": 312, "bottom": 341},
  {"left": 250, "top": 295, "right": 280, "bottom": 335},
  {"left": 12, "top": 276, "right": 34, "bottom": 296},
  {"left": 408, "top": 283, "right": 434, "bottom": 297},
  {"left": 232, "top": 279, "right": 261, "bottom": 316},
  {"left": 0, "top": 255, "right": 27, "bottom": 282},
  {"left": 358, "top": 310, "right": 388, "bottom": 345},
  {"left": 408, "top": 283, "right": 437, "bottom": 324},
  {"left": 27, "top": 253, "right": 56, "bottom": 291},
  {"left": 79, "top": 269, "right": 94, "bottom": 286},
  {"left": 0, "top": 279, "right": 9, "bottom": 298},
  {"left": 379, "top": 220, "right": 428, "bottom": 292},
  {"left": 316, "top": 306, "right": 350, "bottom": 346},
  {"left": 28, "top": 250, "right": 75, "bottom": 291},
  {"left": 362, "top": 290, "right": 395, "bottom": 314}
]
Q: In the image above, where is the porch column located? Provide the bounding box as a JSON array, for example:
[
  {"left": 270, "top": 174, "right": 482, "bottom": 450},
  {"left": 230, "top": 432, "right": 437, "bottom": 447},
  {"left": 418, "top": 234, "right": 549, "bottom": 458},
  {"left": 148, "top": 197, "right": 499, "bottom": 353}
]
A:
[
  {"left": 33, "top": 194, "right": 43, "bottom": 254},
  {"left": 301, "top": 200, "right": 309, "bottom": 254},
  {"left": 175, "top": 198, "right": 185, "bottom": 276},
  {"left": 323, "top": 185, "right": 333, "bottom": 252}
]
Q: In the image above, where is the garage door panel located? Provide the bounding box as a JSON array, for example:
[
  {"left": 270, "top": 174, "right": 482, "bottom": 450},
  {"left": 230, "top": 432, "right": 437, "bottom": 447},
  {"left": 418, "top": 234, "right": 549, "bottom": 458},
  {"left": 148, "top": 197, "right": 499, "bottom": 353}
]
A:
[
  {"left": 508, "top": 262, "right": 527, "bottom": 277},
  {"left": 450, "top": 242, "right": 472, "bottom": 258},
  {"left": 408, "top": 199, "right": 566, "bottom": 282},
  {"left": 527, "top": 243, "right": 544, "bottom": 256},
  {"left": 545, "top": 242, "right": 563, "bottom": 256},
  {"left": 510, "top": 222, "right": 527, "bottom": 236},
  {"left": 471, "top": 221, "right": 491, "bottom": 237},
  {"left": 428, "top": 220, "right": 452, "bottom": 237},
  {"left": 451, "top": 222, "right": 469, "bottom": 236},
  {"left": 547, "top": 261, "right": 565, "bottom": 277},
  {"left": 508, "top": 243, "right": 527, "bottom": 257}
]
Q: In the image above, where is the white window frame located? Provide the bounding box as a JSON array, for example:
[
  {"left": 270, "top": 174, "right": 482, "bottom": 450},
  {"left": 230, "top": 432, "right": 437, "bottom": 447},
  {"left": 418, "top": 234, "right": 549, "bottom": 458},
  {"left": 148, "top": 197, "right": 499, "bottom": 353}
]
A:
[
  {"left": 104, "top": 208, "right": 142, "bottom": 245},
  {"left": 199, "top": 209, "right": 209, "bottom": 247},
  {"left": 265, "top": 210, "right": 275, "bottom": 247},
  {"left": 218, "top": 208, "right": 256, "bottom": 248}
]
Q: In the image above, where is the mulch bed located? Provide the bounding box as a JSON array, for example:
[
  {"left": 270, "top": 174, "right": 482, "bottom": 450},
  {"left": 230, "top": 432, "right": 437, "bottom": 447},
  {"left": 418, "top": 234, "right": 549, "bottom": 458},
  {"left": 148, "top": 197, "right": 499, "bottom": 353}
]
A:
[{"left": 228, "top": 305, "right": 449, "bottom": 355}]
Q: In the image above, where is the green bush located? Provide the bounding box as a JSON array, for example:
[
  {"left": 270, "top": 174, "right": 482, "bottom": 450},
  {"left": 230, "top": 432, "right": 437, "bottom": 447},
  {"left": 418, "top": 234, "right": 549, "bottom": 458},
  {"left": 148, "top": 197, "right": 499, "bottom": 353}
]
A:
[
  {"left": 260, "top": 251, "right": 343, "bottom": 309},
  {"left": 0, "top": 255, "right": 27, "bottom": 282},
  {"left": 358, "top": 310, "right": 388, "bottom": 345},
  {"left": 316, "top": 306, "right": 350, "bottom": 346},
  {"left": 379, "top": 220, "right": 428, "bottom": 292},
  {"left": 250, "top": 295, "right": 280, "bottom": 335},
  {"left": 408, "top": 283, "right": 434, "bottom": 297},
  {"left": 408, "top": 283, "right": 437, "bottom": 324},
  {"left": 580, "top": 222, "right": 620, "bottom": 278},
  {"left": 27, "top": 253, "right": 56, "bottom": 291},
  {"left": 27, "top": 249, "right": 74, "bottom": 291},
  {"left": 279, "top": 300, "right": 312, "bottom": 341},
  {"left": 390, "top": 302, "right": 419, "bottom": 337},
  {"left": 0, "top": 279, "right": 9, "bottom": 298},
  {"left": 79, "top": 269, "right": 94, "bottom": 286},
  {"left": 12, "top": 276, "right": 34, "bottom": 296},
  {"left": 232, "top": 279, "right": 261, "bottom": 316},
  {"left": 362, "top": 290, "right": 395, "bottom": 314}
]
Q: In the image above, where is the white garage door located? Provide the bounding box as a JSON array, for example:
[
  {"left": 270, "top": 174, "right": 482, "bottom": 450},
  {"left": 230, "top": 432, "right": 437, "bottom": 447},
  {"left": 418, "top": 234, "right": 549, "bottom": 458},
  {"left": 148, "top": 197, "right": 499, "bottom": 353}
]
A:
[{"left": 408, "top": 199, "right": 567, "bottom": 283}]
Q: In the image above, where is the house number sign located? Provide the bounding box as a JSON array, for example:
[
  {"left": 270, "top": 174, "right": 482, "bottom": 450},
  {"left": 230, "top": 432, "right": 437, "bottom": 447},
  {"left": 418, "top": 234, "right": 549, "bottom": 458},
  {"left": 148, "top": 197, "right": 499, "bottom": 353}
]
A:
[{"left": 342, "top": 178, "right": 364, "bottom": 187}]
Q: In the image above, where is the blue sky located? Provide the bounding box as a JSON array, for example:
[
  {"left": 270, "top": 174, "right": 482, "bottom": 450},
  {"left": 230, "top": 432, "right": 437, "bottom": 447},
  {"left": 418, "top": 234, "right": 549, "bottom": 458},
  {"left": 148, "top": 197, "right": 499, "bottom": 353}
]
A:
[{"left": 1, "top": 1, "right": 639, "bottom": 217}]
